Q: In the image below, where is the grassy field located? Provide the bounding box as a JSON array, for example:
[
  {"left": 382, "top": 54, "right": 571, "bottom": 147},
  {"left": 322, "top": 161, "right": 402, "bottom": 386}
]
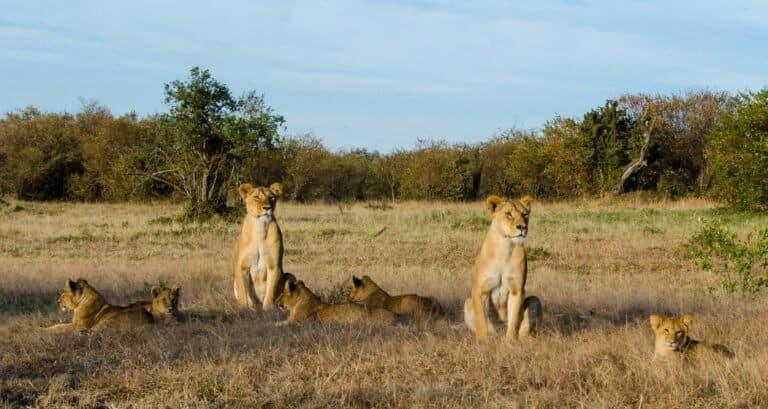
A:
[{"left": 1, "top": 197, "right": 767, "bottom": 408}]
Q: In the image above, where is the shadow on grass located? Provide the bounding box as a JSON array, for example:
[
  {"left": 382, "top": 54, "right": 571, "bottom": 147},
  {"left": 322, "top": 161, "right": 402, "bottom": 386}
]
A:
[
  {"left": 0, "top": 291, "right": 59, "bottom": 315},
  {"left": 543, "top": 300, "right": 683, "bottom": 336}
]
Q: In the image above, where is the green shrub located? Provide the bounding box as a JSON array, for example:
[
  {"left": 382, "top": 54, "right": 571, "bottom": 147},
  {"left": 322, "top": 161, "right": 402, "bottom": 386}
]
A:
[
  {"left": 706, "top": 90, "right": 768, "bottom": 210},
  {"left": 687, "top": 223, "right": 768, "bottom": 293}
]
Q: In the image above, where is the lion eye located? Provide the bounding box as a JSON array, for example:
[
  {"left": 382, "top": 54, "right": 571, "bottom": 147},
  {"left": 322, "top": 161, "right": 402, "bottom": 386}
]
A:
[{"left": 664, "top": 328, "right": 669, "bottom": 333}]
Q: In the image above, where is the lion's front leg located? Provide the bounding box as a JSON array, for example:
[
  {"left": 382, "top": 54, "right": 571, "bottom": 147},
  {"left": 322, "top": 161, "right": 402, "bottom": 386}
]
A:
[
  {"left": 235, "top": 254, "right": 259, "bottom": 308},
  {"left": 470, "top": 285, "right": 489, "bottom": 341},
  {"left": 45, "top": 322, "right": 76, "bottom": 333},
  {"left": 262, "top": 262, "right": 280, "bottom": 312},
  {"left": 505, "top": 288, "right": 524, "bottom": 342},
  {"left": 505, "top": 245, "right": 527, "bottom": 342}
]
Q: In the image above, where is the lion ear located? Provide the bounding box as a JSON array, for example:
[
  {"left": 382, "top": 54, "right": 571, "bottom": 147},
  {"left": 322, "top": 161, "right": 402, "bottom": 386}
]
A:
[
  {"left": 269, "top": 182, "right": 283, "bottom": 198},
  {"left": 485, "top": 195, "right": 504, "bottom": 215},
  {"left": 239, "top": 183, "right": 255, "bottom": 200},
  {"left": 171, "top": 285, "right": 181, "bottom": 296},
  {"left": 518, "top": 196, "right": 533, "bottom": 213},
  {"left": 352, "top": 276, "right": 363, "bottom": 288},
  {"left": 151, "top": 286, "right": 161, "bottom": 298},
  {"left": 287, "top": 280, "right": 297, "bottom": 293},
  {"left": 681, "top": 314, "right": 693, "bottom": 329},
  {"left": 649, "top": 314, "right": 662, "bottom": 330},
  {"left": 66, "top": 279, "right": 77, "bottom": 292}
]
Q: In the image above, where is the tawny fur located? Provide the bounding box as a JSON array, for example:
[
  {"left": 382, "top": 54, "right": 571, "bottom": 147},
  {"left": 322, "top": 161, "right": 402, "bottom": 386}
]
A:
[
  {"left": 649, "top": 314, "right": 734, "bottom": 360},
  {"left": 277, "top": 280, "right": 400, "bottom": 325},
  {"left": 348, "top": 275, "right": 444, "bottom": 318},
  {"left": 463, "top": 295, "right": 542, "bottom": 337},
  {"left": 467, "top": 195, "right": 534, "bottom": 342},
  {"left": 134, "top": 285, "right": 181, "bottom": 322},
  {"left": 46, "top": 279, "right": 154, "bottom": 332},
  {"left": 233, "top": 182, "right": 286, "bottom": 311}
]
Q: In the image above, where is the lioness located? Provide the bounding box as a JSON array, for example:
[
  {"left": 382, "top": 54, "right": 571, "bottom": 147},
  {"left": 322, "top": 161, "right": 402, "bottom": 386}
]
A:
[
  {"left": 134, "top": 285, "right": 181, "bottom": 321},
  {"left": 467, "top": 195, "right": 534, "bottom": 342},
  {"left": 233, "top": 182, "right": 286, "bottom": 311},
  {"left": 649, "top": 314, "right": 734, "bottom": 359},
  {"left": 46, "top": 279, "right": 154, "bottom": 332},
  {"left": 348, "top": 275, "right": 444, "bottom": 318},
  {"left": 277, "top": 280, "right": 400, "bottom": 325}
]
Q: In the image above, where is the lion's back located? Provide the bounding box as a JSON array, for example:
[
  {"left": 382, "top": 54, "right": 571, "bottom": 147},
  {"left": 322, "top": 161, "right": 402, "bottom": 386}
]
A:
[
  {"left": 316, "top": 304, "right": 396, "bottom": 324},
  {"left": 390, "top": 295, "right": 443, "bottom": 317},
  {"left": 91, "top": 305, "right": 154, "bottom": 331}
]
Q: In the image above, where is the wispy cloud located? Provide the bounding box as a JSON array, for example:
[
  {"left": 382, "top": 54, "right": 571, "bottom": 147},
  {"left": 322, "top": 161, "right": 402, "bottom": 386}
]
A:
[{"left": 1, "top": 0, "right": 766, "bottom": 149}]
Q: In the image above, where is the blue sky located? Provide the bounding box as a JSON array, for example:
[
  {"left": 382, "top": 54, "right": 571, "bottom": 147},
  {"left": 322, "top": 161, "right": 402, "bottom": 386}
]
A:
[{"left": 1, "top": 0, "right": 766, "bottom": 151}]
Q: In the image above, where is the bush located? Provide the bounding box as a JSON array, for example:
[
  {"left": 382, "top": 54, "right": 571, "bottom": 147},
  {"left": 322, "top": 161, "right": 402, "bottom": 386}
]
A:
[
  {"left": 706, "top": 90, "right": 768, "bottom": 210},
  {"left": 687, "top": 224, "right": 768, "bottom": 293}
]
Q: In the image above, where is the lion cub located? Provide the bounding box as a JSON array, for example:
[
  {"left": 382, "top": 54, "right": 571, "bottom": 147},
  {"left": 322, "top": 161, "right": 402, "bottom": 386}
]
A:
[
  {"left": 348, "top": 275, "right": 444, "bottom": 318},
  {"left": 649, "top": 314, "right": 734, "bottom": 360},
  {"left": 134, "top": 285, "right": 181, "bottom": 322},
  {"left": 277, "top": 280, "right": 400, "bottom": 325},
  {"left": 46, "top": 279, "right": 154, "bottom": 332}
]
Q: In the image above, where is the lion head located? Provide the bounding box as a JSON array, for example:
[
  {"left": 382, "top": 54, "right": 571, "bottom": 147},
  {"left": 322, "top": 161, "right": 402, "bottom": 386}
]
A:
[
  {"left": 238, "top": 182, "right": 283, "bottom": 219},
  {"left": 649, "top": 314, "right": 693, "bottom": 354},
  {"left": 348, "top": 275, "right": 381, "bottom": 303},
  {"left": 149, "top": 285, "right": 181, "bottom": 318},
  {"left": 484, "top": 195, "right": 533, "bottom": 244},
  {"left": 57, "top": 279, "right": 92, "bottom": 311},
  {"left": 278, "top": 279, "right": 309, "bottom": 311}
]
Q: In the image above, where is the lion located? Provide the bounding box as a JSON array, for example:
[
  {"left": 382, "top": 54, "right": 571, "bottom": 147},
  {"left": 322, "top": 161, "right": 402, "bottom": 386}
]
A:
[
  {"left": 277, "top": 280, "right": 401, "bottom": 325},
  {"left": 134, "top": 285, "right": 181, "bottom": 321},
  {"left": 348, "top": 275, "right": 444, "bottom": 318},
  {"left": 649, "top": 314, "right": 734, "bottom": 359},
  {"left": 233, "top": 182, "right": 287, "bottom": 311},
  {"left": 46, "top": 279, "right": 154, "bottom": 332},
  {"left": 467, "top": 195, "right": 534, "bottom": 342}
]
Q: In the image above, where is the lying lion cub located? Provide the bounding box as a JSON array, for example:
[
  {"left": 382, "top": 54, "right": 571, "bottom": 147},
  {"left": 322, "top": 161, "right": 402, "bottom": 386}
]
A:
[
  {"left": 46, "top": 279, "right": 154, "bottom": 332},
  {"left": 649, "top": 314, "right": 734, "bottom": 359},
  {"left": 134, "top": 285, "right": 181, "bottom": 322},
  {"left": 348, "top": 275, "right": 444, "bottom": 318},
  {"left": 277, "top": 280, "right": 400, "bottom": 325}
]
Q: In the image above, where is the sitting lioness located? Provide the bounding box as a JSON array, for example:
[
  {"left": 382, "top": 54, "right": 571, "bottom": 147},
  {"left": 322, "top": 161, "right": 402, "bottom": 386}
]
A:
[
  {"left": 649, "top": 314, "right": 734, "bottom": 359},
  {"left": 467, "top": 195, "right": 535, "bottom": 341},
  {"left": 134, "top": 285, "right": 181, "bottom": 321},
  {"left": 46, "top": 279, "right": 154, "bottom": 332},
  {"left": 277, "top": 280, "right": 400, "bottom": 325},
  {"left": 233, "top": 182, "right": 286, "bottom": 311},
  {"left": 348, "top": 275, "right": 444, "bottom": 318}
]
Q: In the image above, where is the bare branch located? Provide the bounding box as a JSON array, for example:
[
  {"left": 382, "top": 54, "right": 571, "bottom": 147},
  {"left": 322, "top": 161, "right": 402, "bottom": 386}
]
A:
[{"left": 613, "top": 113, "right": 657, "bottom": 195}]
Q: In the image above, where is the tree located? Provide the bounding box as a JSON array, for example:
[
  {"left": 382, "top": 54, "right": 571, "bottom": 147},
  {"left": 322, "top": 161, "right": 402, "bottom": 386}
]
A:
[
  {"left": 0, "top": 107, "right": 83, "bottom": 200},
  {"left": 706, "top": 90, "right": 768, "bottom": 210},
  {"left": 140, "top": 67, "right": 284, "bottom": 219},
  {"left": 371, "top": 150, "right": 408, "bottom": 203},
  {"left": 540, "top": 117, "right": 591, "bottom": 198},
  {"left": 578, "top": 100, "right": 636, "bottom": 194}
]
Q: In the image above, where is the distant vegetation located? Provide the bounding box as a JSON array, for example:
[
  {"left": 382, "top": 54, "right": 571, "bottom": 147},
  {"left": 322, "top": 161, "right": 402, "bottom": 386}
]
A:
[{"left": 1, "top": 67, "right": 766, "bottom": 217}]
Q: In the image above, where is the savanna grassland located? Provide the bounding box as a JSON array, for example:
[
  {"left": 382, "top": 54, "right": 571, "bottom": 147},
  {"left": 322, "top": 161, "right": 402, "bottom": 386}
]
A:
[{"left": 1, "top": 198, "right": 767, "bottom": 408}]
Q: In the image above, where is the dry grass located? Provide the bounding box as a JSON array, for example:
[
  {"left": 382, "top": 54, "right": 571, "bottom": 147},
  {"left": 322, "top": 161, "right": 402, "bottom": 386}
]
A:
[{"left": 1, "top": 198, "right": 767, "bottom": 408}]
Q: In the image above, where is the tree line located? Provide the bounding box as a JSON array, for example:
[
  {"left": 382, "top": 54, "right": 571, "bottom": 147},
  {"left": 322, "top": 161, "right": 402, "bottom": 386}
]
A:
[{"left": 1, "top": 67, "right": 766, "bottom": 218}]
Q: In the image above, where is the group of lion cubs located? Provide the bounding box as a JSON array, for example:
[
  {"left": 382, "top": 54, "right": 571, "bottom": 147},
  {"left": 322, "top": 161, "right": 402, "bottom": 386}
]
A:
[{"left": 47, "top": 182, "right": 733, "bottom": 361}]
